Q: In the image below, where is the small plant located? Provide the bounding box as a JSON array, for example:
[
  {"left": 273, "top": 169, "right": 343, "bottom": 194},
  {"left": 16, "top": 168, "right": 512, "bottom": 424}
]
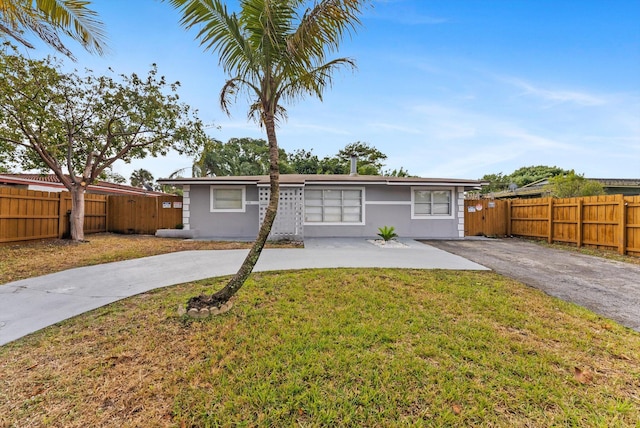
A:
[
  {"left": 175, "top": 223, "right": 184, "bottom": 230},
  {"left": 377, "top": 226, "right": 398, "bottom": 242}
]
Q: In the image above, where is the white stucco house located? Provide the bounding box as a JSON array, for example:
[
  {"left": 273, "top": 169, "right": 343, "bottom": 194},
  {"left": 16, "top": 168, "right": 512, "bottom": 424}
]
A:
[{"left": 158, "top": 173, "right": 483, "bottom": 241}]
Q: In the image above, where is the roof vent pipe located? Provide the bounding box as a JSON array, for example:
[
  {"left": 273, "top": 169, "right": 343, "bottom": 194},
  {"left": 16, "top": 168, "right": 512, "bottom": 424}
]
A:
[{"left": 349, "top": 154, "right": 358, "bottom": 176}]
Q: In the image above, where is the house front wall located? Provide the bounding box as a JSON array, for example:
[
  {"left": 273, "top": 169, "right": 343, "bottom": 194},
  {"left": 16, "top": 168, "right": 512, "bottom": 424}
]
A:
[
  {"left": 303, "top": 184, "right": 464, "bottom": 239},
  {"left": 188, "top": 183, "right": 260, "bottom": 239},
  {"left": 184, "top": 183, "right": 465, "bottom": 240}
]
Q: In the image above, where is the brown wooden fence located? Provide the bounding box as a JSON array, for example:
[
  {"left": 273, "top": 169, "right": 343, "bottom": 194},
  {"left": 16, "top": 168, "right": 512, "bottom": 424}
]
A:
[
  {"left": 107, "top": 195, "right": 183, "bottom": 235},
  {"left": 464, "top": 199, "right": 509, "bottom": 237},
  {"left": 464, "top": 194, "right": 640, "bottom": 257},
  {"left": 0, "top": 187, "right": 182, "bottom": 244}
]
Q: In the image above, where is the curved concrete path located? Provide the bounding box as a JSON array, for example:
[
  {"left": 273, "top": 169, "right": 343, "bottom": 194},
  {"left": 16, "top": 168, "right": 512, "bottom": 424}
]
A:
[{"left": 0, "top": 239, "right": 486, "bottom": 346}]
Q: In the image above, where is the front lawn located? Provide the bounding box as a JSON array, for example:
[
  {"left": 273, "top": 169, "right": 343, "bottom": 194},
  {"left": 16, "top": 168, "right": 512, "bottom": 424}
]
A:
[{"left": 1, "top": 269, "right": 638, "bottom": 427}]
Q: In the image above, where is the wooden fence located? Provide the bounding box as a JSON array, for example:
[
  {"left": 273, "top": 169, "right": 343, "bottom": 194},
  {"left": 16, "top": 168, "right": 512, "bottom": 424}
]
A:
[
  {"left": 107, "top": 195, "right": 183, "bottom": 235},
  {"left": 464, "top": 199, "right": 509, "bottom": 238},
  {"left": 0, "top": 187, "right": 182, "bottom": 244},
  {"left": 464, "top": 194, "right": 640, "bottom": 257}
]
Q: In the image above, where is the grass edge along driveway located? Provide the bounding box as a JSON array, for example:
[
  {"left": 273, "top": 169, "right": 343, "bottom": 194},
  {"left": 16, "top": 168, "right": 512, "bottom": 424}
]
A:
[{"left": 1, "top": 268, "right": 639, "bottom": 427}]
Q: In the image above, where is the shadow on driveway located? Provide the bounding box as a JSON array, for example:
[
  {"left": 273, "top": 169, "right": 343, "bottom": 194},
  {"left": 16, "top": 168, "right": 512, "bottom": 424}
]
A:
[{"left": 426, "top": 238, "right": 640, "bottom": 332}]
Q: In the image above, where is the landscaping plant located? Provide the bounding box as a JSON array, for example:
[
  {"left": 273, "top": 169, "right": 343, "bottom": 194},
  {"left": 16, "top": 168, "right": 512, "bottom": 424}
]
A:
[{"left": 377, "top": 225, "right": 398, "bottom": 242}]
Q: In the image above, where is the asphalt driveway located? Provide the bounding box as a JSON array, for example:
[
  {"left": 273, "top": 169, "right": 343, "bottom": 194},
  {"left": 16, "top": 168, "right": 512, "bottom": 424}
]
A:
[{"left": 426, "top": 238, "right": 640, "bottom": 332}]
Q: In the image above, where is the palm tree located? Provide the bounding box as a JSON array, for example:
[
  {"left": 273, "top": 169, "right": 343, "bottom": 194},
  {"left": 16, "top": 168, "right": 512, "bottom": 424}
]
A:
[
  {"left": 166, "top": 0, "right": 367, "bottom": 308},
  {"left": 0, "top": 0, "right": 107, "bottom": 58}
]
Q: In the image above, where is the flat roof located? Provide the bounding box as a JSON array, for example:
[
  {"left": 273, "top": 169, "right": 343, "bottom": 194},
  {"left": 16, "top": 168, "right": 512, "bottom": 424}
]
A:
[{"left": 158, "top": 174, "right": 484, "bottom": 188}]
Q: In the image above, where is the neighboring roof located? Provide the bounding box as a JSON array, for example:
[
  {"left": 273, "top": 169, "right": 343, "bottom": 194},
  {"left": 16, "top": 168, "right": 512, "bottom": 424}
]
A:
[
  {"left": 158, "top": 174, "right": 484, "bottom": 189},
  {"left": 490, "top": 177, "right": 640, "bottom": 198},
  {"left": 590, "top": 178, "right": 640, "bottom": 187},
  {"left": 0, "top": 174, "right": 168, "bottom": 196}
]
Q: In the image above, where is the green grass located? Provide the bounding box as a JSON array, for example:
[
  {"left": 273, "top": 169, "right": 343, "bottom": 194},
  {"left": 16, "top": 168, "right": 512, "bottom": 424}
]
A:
[{"left": 1, "top": 269, "right": 639, "bottom": 427}]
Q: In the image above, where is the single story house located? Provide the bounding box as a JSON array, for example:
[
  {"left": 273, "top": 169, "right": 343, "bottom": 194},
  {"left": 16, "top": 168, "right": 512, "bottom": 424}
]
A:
[{"left": 158, "top": 173, "right": 483, "bottom": 241}]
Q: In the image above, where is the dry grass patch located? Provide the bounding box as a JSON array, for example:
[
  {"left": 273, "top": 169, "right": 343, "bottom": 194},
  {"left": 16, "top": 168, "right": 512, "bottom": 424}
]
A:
[
  {"left": 527, "top": 238, "right": 640, "bottom": 265},
  {"left": 1, "top": 269, "right": 638, "bottom": 427},
  {"left": 0, "top": 233, "right": 301, "bottom": 284}
]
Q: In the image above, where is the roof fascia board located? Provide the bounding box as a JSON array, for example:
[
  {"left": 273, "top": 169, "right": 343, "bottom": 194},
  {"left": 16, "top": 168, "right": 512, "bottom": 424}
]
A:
[{"left": 386, "top": 181, "right": 481, "bottom": 187}]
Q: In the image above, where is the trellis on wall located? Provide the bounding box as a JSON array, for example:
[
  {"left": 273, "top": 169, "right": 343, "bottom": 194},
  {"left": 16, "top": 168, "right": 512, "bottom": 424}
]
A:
[{"left": 258, "top": 186, "right": 304, "bottom": 241}]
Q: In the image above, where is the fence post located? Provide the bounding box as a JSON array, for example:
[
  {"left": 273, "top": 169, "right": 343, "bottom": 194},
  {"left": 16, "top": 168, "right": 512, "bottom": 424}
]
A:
[
  {"left": 576, "top": 199, "right": 583, "bottom": 248},
  {"left": 506, "top": 200, "right": 512, "bottom": 236},
  {"left": 548, "top": 198, "right": 554, "bottom": 244},
  {"left": 619, "top": 196, "right": 627, "bottom": 255},
  {"left": 0, "top": 188, "right": 5, "bottom": 241}
]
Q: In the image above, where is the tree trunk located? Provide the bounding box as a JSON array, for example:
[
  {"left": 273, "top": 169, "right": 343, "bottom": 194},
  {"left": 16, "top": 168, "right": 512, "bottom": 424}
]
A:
[
  {"left": 188, "top": 114, "right": 280, "bottom": 309},
  {"left": 70, "top": 185, "right": 86, "bottom": 241}
]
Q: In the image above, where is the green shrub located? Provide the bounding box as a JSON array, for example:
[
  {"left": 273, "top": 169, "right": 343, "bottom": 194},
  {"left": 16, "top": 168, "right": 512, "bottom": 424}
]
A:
[{"left": 377, "top": 226, "right": 398, "bottom": 241}]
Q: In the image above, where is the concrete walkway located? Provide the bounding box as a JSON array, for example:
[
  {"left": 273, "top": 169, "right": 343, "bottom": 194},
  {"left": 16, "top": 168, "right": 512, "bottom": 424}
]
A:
[{"left": 0, "top": 239, "right": 486, "bottom": 346}]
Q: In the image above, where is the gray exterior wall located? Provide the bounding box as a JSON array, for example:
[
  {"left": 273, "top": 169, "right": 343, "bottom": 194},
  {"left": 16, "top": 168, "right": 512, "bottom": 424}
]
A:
[
  {"left": 303, "top": 184, "right": 462, "bottom": 239},
  {"left": 184, "top": 183, "right": 465, "bottom": 240},
  {"left": 188, "top": 184, "right": 260, "bottom": 240}
]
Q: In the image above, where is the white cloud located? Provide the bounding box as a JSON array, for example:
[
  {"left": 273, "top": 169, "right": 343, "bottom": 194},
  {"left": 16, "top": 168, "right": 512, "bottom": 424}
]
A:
[{"left": 503, "top": 77, "right": 607, "bottom": 107}]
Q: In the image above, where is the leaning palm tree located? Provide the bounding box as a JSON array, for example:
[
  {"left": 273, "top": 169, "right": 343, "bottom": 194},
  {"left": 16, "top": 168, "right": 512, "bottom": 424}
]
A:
[
  {"left": 166, "top": 0, "right": 367, "bottom": 309},
  {"left": 0, "top": 0, "right": 107, "bottom": 58}
]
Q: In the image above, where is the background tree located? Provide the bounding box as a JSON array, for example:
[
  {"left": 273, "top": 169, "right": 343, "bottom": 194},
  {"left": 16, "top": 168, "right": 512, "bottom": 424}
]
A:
[
  {"left": 383, "top": 166, "right": 411, "bottom": 177},
  {"left": 479, "top": 172, "right": 510, "bottom": 194},
  {"left": 100, "top": 169, "right": 126, "bottom": 184},
  {"left": 0, "top": 49, "right": 205, "bottom": 240},
  {"left": 130, "top": 168, "right": 155, "bottom": 189},
  {"left": 480, "top": 165, "right": 570, "bottom": 194},
  {"left": 166, "top": 0, "right": 367, "bottom": 309},
  {"left": 194, "top": 137, "right": 292, "bottom": 177},
  {"left": 337, "top": 141, "right": 387, "bottom": 175},
  {"left": 508, "top": 165, "right": 569, "bottom": 188},
  {"left": 288, "top": 143, "right": 394, "bottom": 175},
  {"left": 0, "top": 0, "right": 107, "bottom": 59},
  {"left": 544, "top": 171, "right": 605, "bottom": 198},
  {"left": 288, "top": 148, "right": 321, "bottom": 174}
]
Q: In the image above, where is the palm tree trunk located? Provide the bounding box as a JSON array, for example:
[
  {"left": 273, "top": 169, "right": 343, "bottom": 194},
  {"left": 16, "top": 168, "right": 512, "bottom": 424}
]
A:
[{"left": 188, "top": 114, "right": 280, "bottom": 309}]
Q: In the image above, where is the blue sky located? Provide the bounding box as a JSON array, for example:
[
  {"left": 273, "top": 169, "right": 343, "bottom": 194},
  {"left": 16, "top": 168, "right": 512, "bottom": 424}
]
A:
[{"left": 17, "top": 0, "right": 640, "bottom": 181}]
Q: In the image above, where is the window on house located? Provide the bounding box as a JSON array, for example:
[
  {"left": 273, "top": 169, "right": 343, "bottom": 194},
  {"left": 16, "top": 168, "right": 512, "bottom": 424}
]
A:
[
  {"left": 210, "top": 186, "right": 245, "bottom": 212},
  {"left": 413, "top": 189, "right": 452, "bottom": 217},
  {"left": 305, "top": 188, "right": 363, "bottom": 223}
]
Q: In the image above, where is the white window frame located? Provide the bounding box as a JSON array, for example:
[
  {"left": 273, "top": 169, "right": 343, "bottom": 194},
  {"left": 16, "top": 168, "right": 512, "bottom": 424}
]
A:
[
  {"left": 210, "top": 185, "right": 246, "bottom": 212},
  {"left": 411, "top": 187, "right": 455, "bottom": 219},
  {"left": 304, "top": 187, "right": 365, "bottom": 225}
]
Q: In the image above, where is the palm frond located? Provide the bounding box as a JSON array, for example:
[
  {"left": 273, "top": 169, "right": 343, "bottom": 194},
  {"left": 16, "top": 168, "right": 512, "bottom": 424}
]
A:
[
  {"left": 288, "top": 0, "right": 367, "bottom": 66},
  {"left": 0, "top": 0, "right": 107, "bottom": 57},
  {"left": 36, "top": 0, "right": 107, "bottom": 54},
  {"left": 168, "top": 0, "right": 366, "bottom": 124},
  {"left": 220, "top": 76, "right": 260, "bottom": 117},
  {"left": 166, "top": 0, "right": 257, "bottom": 77},
  {"left": 280, "top": 56, "right": 355, "bottom": 103}
]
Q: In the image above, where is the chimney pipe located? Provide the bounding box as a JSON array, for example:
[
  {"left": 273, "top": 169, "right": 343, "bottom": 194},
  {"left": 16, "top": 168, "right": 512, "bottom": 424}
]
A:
[{"left": 349, "top": 154, "right": 358, "bottom": 176}]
